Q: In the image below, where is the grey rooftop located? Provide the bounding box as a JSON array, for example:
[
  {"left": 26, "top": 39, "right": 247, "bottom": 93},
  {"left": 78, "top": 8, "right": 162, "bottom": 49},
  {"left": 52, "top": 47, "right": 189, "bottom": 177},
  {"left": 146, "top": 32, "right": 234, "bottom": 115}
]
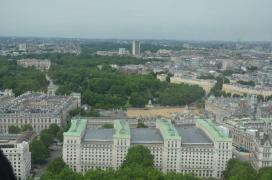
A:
[
  {"left": 131, "top": 128, "right": 163, "bottom": 144},
  {"left": 81, "top": 124, "right": 213, "bottom": 145},
  {"left": 84, "top": 128, "right": 114, "bottom": 142},
  {"left": 176, "top": 125, "right": 213, "bottom": 144}
]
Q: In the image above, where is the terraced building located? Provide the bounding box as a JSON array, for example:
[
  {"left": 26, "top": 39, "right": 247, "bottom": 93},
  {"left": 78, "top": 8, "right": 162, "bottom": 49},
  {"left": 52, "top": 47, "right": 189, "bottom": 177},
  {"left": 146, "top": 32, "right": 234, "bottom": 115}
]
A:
[{"left": 63, "top": 118, "right": 232, "bottom": 179}]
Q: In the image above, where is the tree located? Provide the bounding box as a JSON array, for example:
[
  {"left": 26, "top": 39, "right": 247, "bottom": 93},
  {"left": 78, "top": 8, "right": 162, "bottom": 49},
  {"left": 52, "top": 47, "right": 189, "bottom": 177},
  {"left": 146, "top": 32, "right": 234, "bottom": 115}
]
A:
[
  {"left": 84, "top": 168, "right": 116, "bottom": 180},
  {"left": 121, "top": 145, "right": 154, "bottom": 168},
  {"left": 46, "top": 157, "right": 66, "bottom": 175},
  {"left": 55, "top": 167, "right": 83, "bottom": 180},
  {"left": 196, "top": 99, "right": 205, "bottom": 109},
  {"left": 48, "top": 124, "right": 60, "bottom": 136},
  {"left": 164, "top": 173, "right": 201, "bottom": 180},
  {"left": 237, "top": 80, "right": 255, "bottom": 87},
  {"left": 209, "top": 77, "right": 224, "bottom": 97},
  {"left": 102, "top": 123, "right": 114, "bottom": 128},
  {"left": 0, "top": 58, "right": 48, "bottom": 96},
  {"left": 40, "top": 130, "right": 54, "bottom": 147},
  {"left": 166, "top": 74, "right": 171, "bottom": 82},
  {"left": 223, "top": 159, "right": 257, "bottom": 180},
  {"left": 8, "top": 124, "right": 33, "bottom": 134},
  {"left": 30, "top": 139, "right": 49, "bottom": 164},
  {"left": 258, "top": 167, "right": 272, "bottom": 180},
  {"left": 8, "top": 125, "right": 21, "bottom": 134},
  {"left": 129, "top": 92, "right": 147, "bottom": 108},
  {"left": 21, "top": 124, "right": 33, "bottom": 131},
  {"left": 40, "top": 171, "right": 55, "bottom": 180},
  {"left": 137, "top": 122, "right": 147, "bottom": 128},
  {"left": 56, "top": 129, "right": 64, "bottom": 142}
]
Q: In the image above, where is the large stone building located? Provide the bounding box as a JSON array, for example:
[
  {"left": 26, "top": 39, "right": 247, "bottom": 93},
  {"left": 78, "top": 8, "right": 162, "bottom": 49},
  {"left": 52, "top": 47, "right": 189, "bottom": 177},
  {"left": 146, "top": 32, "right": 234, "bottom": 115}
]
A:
[
  {"left": 63, "top": 118, "right": 232, "bottom": 179},
  {"left": 0, "top": 132, "right": 32, "bottom": 180},
  {"left": 17, "top": 58, "right": 51, "bottom": 71},
  {"left": 205, "top": 95, "right": 272, "bottom": 121},
  {"left": 170, "top": 76, "right": 216, "bottom": 93},
  {"left": 0, "top": 91, "right": 80, "bottom": 133},
  {"left": 222, "top": 84, "right": 272, "bottom": 97},
  {"left": 223, "top": 118, "right": 272, "bottom": 169}
]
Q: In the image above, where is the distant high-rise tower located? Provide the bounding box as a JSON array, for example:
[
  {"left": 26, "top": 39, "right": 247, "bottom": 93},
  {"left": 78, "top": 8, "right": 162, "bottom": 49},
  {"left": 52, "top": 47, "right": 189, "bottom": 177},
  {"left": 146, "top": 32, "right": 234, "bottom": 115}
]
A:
[{"left": 132, "top": 40, "right": 140, "bottom": 57}]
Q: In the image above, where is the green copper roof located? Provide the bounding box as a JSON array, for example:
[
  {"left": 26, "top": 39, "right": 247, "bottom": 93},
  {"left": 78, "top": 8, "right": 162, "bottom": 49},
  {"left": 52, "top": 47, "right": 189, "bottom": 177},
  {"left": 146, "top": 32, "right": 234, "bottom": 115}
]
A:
[
  {"left": 157, "top": 119, "right": 181, "bottom": 140},
  {"left": 64, "top": 118, "right": 87, "bottom": 137},
  {"left": 207, "top": 95, "right": 216, "bottom": 101},
  {"left": 197, "top": 119, "right": 231, "bottom": 142},
  {"left": 113, "top": 119, "right": 130, "bottom": 139}
]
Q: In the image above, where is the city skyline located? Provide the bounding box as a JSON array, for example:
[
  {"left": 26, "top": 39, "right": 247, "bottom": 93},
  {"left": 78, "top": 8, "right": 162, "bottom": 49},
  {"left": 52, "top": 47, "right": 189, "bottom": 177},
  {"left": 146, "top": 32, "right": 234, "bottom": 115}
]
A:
[{"left": 0, "top": 0, "right": 272, "bottom": 41}]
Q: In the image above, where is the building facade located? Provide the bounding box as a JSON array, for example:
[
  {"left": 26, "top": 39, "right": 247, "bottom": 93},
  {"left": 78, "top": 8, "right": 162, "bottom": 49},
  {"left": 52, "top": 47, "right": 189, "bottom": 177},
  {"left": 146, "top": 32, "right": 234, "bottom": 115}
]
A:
[
  {"left": 17, "top": 58, "right": 51, "bottom": 71},
  {"left": 0, "top": 133, "right": 32, "bottom": 180},
  {"left": 224, "top": 118, "right": 272, "bottom": 169},
  {"left": 0, "top": 91, "right": 80, "bottom": 133},
  {"left": 132, "top": 40, "right": 140, "bottom": 57},
  {"left": 170, "top": 76, "right": 216, "bottom": 93},
  {"left": 63, "top": 118, "right": 232, "bottom": 179}
]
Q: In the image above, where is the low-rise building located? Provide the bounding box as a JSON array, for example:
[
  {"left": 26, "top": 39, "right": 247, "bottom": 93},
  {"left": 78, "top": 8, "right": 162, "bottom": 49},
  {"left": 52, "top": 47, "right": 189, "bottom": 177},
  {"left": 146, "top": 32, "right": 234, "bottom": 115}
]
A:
[
  {"left": 63, "top": 118, "right": 232, "bottom": 179},
  {"left": 170, "top": 76, "right": 216, "bottom": 93}
]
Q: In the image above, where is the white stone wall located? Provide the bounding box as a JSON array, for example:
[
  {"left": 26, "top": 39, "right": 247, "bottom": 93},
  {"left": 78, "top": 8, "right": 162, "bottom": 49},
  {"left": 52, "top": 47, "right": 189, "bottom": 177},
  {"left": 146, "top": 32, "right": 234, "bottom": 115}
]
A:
[
  {"left": 0, "top": 115, "right": 61, "bottom": 133},
  {"left": 1, "top": 141, "right": 31, "bottom": 180}
]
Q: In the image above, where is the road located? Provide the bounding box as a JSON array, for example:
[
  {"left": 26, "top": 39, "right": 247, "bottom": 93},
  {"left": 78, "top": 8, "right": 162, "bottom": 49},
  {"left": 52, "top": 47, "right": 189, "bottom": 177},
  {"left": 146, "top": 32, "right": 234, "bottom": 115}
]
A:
[{"left": 32, "top": 145, "right": 62, "bottom": 179}]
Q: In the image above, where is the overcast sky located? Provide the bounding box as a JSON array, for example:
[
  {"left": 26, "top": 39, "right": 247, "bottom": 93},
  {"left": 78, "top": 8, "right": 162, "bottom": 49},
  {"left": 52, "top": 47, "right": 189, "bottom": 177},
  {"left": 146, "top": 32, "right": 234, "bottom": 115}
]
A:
[{"left": 0, "top": 0, "right": 272, "bottom": 41}]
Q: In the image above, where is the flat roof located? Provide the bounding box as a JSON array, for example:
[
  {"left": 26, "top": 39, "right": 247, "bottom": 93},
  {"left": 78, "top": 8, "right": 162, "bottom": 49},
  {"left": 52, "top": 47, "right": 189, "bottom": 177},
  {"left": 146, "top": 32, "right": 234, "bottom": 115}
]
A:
[
  {"left": 83, "top": 128, "right": 114, "bottom": 142},
  {"left": 131, "top": 128, "right": 163, "bottom": 144},
  {"left": 176, "top": 126, "right": 213, "bottom": 144}
]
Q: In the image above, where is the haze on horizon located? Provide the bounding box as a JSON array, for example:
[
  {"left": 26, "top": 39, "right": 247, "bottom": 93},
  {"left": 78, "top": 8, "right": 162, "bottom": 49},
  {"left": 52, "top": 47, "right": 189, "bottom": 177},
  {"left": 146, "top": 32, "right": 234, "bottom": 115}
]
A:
[{"left": 0, "top": 0, "right": 272, "bottom": 41}]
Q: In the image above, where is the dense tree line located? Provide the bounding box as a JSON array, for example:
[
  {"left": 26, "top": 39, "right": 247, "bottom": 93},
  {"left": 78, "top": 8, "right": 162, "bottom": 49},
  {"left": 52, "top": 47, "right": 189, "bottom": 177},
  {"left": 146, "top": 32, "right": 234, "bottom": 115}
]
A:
[
  {"left": 48, "top": 57, "right": 205, "bottom": 109},
  {"left": 1, "top": 52, "right": 204, "bottom": 108},
  {"left": 237, "top": 80, "right": 255, "bottom": 87},
  {"left": 247, "top": 66, "right": 258, "bottom": 72},
  {"left": 209, "top": 76, "right": 231, "bottom": 97},
  {"left": 8, "top": 124, "right": 33, "bottom": 134},
  {"left": 209, "top": 77, "right": 224, "bottom": 97},
  {"left": 197, "top": 74, "right": 230, "bottom": 84},
  {"left": 30, "top": 124, "right": 61, "bottom": 164},
  {"left": 0, "top": 57, "right": 48, "bottom": 96},
  {"left": 69, "top": 107, "right": 99, "bottom": 117},
  {"left": 223, "top": 159, "right": 272, "bottom": 180}
]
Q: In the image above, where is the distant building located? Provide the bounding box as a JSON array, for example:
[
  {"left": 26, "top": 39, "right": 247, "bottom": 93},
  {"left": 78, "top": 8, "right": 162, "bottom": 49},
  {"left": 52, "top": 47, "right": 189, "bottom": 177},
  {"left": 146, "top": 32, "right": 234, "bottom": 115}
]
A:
[
  {"left": 132, "top": 40, "right": 140, "bottom": 57},
  {"left": 96, "top": 50, "right": 119, "bottom": 56},
  {"left": 0, "top": 91, "right": 80, "bottom": 133},
  {"left": 0, "top": 89, "right": 14, "bottom": 97},
  {"left": 220, "top": 59, "right": 233, "bottom": 70},
  {"left": 18, "top": 43, "right": 27, "bottom": 51},
  {"left": 223, "top": 118, "right": 272, "bottom": 169},
  {"left": 118, "top": 48, "right": 130, "bottom": 56},
  {"left": 156, "top": 74, "right": 168, "bottom": 82},
  {"left": 0, "top": 132, "right": 32, "bottom": 180},
  {"left": 222, "top": 84, "right": 272, "bottom": 97},
  {"left": 17, "top": 58, "right": 51, "bottom": 71},
  {"left": 63, "top": 118, "right": 232, "bottom": 179},
  {"left": 170, "top": 75, "right": 216, "bottom": 93}
]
